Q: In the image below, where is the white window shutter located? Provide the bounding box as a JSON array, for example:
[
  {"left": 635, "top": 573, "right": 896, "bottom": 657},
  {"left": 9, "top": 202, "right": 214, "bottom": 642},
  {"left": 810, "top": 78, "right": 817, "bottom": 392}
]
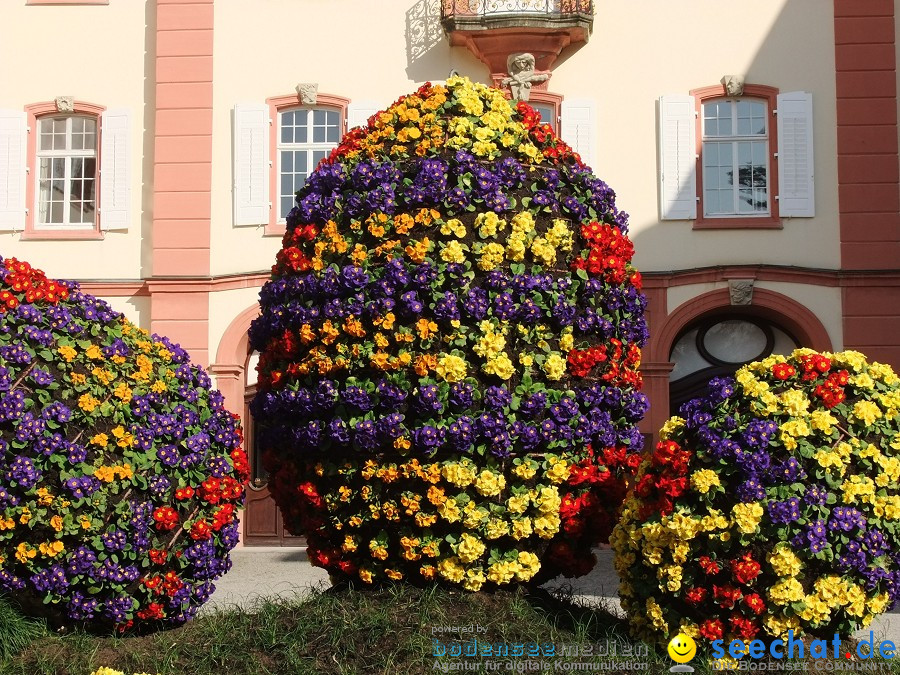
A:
[
  {"left": 233, "top": 103, "right": 270, "bottom": 226},
  {"left": 560, "top": 99, "right": 597, "bottom": 170},
  {"left": 658, "top": 95, "right": 697, "bottom": 220},
  {"left": 99, "top": 109, "right": 131, "bottom": 231},
  {"left": 777, "top": 91, "right": 815, "bottom": 217},
  {"left": 0, "top": 110, "right": 27, "bottom": 232},
  {"left": 347, "top": 101, "right": 380, "bottom": 131}
]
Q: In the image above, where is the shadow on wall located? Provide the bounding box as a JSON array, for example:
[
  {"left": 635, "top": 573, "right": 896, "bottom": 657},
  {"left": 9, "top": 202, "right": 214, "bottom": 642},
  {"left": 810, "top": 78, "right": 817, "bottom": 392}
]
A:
[{"left": 405, "top": 0, "right": 489, "bottom": 84}]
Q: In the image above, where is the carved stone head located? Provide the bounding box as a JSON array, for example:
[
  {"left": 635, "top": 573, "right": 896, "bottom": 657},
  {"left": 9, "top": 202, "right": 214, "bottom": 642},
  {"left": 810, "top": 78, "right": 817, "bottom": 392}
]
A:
[
  {"left": 295, "top": 83, "right": 318, "bottom": 106},
  {"left": 55, "top": 96, "right": 75, "bottom": 113},
  {"left": 720, "top": 75, "right": 745, "bottom": 97}
]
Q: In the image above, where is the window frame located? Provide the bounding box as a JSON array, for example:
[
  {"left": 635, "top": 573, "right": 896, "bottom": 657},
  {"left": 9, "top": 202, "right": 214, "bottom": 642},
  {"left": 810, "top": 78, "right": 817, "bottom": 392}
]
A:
[
  {"left": 23, "top": 100, "right": 106, "bottom": 240},
  {"left": 526, "top": 91, "right": 563, "bottom": 134},
  {"left": 265, "top": 93, "right": 348, "bottom": 236},
  {"left": 691, "top": 84, "right": 781, "bottom": 230}
]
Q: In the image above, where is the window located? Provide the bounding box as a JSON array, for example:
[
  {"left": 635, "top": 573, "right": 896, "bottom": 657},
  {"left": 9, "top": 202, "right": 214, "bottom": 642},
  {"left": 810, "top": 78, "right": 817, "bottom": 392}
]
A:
[
  {"left": 701, "top": 98, "right": 769, "bottom": 218},
  {"left": 232, "top": 93, "right": 349, "bottom": 233},
  {"left": 35, "top": 115, "right": 97, "bottom": 228},
  {"left": 0, "top": 101, "right": 131, "bottom": 237},
  {"left": 659, "top": 85, "right": 814, "bottom": 226},
  {"left": 277, "top": 108, "right": 340, "bottom": 220}
]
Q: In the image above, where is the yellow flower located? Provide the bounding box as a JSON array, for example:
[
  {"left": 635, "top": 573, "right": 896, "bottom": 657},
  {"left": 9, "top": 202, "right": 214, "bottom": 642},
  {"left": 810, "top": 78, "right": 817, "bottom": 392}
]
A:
[
  {"left": 558, "top": 333, "right": 574, "bottom": 353},
  {"left": 439, "top": 240, "right": 466, "bottom": 264},
  {"left": 442, "top": 460, "right": 476, "bottom": 487},
  {"left": 484, "top": 518, "right": 510, "bottom": 540},
  {"left": 513, "top": 461, "right": 537, "bottom": 480},
  {"left": 542, "top": 353, "right": 567, "bottom": 381},
  {"left": 510, "top": 518, "right": 533, "bottom": 540},
  {"left": 58, "top": 345, "right": 77, "bottom": 362},
  {"left": 477, "top": 242, "right": 506, "bottom": 271},
  {"left": 484, "top": 354, "right": 515, "bottom": 380},
  {"left": 85, "top": 344, "right": 103, "bottom": 360},
  {"left": 91, "top": 432, "right": 109, "bottom": 447},
  {"left": 50, "top": 515, "right": 63, "bottom": 532},
  {"left": 474, "top": 470, "right": 506, "bottom": 497},
  {"left": 769, "top": 578, "right": 805, "bottom": 605},
  {"left": 463, "top": 567, "right": 486, "bottom": 591},
  {"left": 545, "top": 458, "right": 569, "bottom": 484},
  {"left": 435, "top": 354, "right": 467, "bottom": 382},
  {"left": 768, "top": 544, "right": 803, "bottom": 577},
  {"left": 457, "top": 533, "right": 486, "bottom": 563},
  {"left": 487, "top": 560, "right": 519, "bottom": 585},
  {"left": 853, "top": 400, "right": 882, "bottom": 426},
  {"left": 78, "top": 393, "right": 101, "bottom": 412},
  {"left": 689, "top": 469, "right": 720, "bottom": 494},
  {"left": 438, "top": 557, "right": 466, "bottom": 583},
  {"left": 18, "top": 507, "right": 31, "bottom": 525},
  {"left": 732, "top": 502, "right": 764, "bottom": 534},
  {"left": 15, "top": 542, "right": 36, "bottom": 563}
]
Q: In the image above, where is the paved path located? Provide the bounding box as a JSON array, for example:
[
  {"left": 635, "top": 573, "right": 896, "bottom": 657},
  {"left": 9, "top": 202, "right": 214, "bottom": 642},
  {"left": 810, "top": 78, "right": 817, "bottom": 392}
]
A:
[{"left": 207, "top": 547, "right": 900, "bottom": 645}]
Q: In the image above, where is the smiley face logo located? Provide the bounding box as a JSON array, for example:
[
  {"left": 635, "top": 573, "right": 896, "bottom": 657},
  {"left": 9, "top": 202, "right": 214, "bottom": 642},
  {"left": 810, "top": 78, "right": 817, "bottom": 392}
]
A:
[{"left": 667, "top": 634, "right": 697, "bottom": 664}]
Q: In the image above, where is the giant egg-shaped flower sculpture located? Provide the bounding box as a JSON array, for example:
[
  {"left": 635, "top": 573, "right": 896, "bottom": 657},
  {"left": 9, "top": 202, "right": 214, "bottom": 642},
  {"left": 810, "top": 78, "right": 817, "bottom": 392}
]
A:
[
  {"left": 0, "top": 256, "right": 248, "bottom": 632},
  {"left": 251, "top": 77, "right": 648, "bottom": 589},
  {"left": 613, "top": 350, "right": 900, "bottom": 649}
]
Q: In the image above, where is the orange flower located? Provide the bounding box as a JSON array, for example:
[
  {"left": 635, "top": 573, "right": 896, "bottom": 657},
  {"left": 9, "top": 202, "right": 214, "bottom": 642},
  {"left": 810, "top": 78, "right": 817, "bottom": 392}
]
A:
[
  {"left": 414, "top": 354, "right": 437, "bottom": 376},
  {"left": 416, "top": 318, "right": 438, "bottom": 340}
]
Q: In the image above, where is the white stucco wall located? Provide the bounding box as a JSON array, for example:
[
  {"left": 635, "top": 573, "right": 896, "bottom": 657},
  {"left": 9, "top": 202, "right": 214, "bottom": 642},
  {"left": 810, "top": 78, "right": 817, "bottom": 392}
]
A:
[
  {"left": 0, "top": 1, "right": 150, "bottom": 281},
  {"left": 209, "top": 0, "right": 839, "bottom": 277}
]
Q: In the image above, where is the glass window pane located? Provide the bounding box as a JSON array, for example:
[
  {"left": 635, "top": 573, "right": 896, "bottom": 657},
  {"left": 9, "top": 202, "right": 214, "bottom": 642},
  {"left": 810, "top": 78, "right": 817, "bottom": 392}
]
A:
[
  {"left": 718, "top": 188, "right": 734, "bottom": 213},
  {"left": 326, "top": 123, "right": 339, "bottom": 143},
  {"left": 703, "top": 320, "right": 768, "bottom": 363},
  {"left": 313, "top": 109, "right": 326, "bottom": 125},
  {"left": 704, "top": 188, "right": 719, "bottom": 214},
  {"left": 281, "top": 123, "right": 293, "bottom": 144},
  {"left": 281, "top": 196, "right": 294, "bottom": 219},
  {"left": 281, "top": 174, "right": 293, "bottom": 196},
  {"left": 281, "top": 150, "right": 293, "bottom": 172},
  {"left": 312, "top": 150, "right": 327, "bottom": 165},
  {"left": 313, "top": 124, "right": 326, "bottom": 143},
  {"left": 294, "top": 124, "right": 307, "bottom": 144},
  {"left": 326, "top": 110, "right": 338, "bottom": 127},
  {"left": 294, "top": 151, "right": 307, "bottom": 173}
]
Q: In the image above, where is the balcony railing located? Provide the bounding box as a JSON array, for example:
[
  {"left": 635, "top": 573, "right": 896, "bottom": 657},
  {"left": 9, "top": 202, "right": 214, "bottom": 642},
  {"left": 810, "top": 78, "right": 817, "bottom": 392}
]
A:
[{"left": 441, "top": 0, "right": 593, "bottom": 18}]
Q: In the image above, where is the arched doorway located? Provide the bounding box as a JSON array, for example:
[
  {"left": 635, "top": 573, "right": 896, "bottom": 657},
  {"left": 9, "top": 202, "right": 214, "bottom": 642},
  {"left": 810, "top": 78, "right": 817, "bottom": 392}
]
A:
[
  {"left": 242, "top": 349, "right": 304, "bottom": 546},
  {"left": 668, "top": 314, "right": 799, "bottom": 414}
]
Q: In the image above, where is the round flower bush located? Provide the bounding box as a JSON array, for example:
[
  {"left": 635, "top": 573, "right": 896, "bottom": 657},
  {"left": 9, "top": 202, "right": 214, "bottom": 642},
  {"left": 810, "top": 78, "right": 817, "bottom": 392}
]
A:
[
  {"left": 0, "top": 256, "right": 248, "bottom": 632},
  {"left": 250, "top": 77, "right": 648, "bottom": 589},
  {"left": 612, "top": 349, "right": 900, "bottom": 648}
]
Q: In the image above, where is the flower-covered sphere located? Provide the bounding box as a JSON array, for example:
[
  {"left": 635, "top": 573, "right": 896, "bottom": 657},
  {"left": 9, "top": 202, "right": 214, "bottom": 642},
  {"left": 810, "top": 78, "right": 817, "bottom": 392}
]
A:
[
  {"left": 0, "top": 257, "right": 247, "bottom": 632},
  {"left": 251, "top": 77, "right": 647, "bottom": 588},
  {"left": 613, "top": 350, "right": 900, "bottom": 648}
]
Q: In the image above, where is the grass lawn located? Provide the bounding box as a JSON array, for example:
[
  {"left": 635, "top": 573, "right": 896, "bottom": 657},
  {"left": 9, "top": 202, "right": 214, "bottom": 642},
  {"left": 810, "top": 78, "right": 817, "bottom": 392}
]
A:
[{"left": 2, "top": 585, "right": 900, "bottom": 675}]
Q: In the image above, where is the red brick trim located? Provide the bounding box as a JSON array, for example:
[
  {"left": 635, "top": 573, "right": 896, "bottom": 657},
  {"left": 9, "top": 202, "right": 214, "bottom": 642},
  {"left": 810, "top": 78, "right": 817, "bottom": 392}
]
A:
[{"left": 834, "top": 0, "right": 900, "bottom": 270}]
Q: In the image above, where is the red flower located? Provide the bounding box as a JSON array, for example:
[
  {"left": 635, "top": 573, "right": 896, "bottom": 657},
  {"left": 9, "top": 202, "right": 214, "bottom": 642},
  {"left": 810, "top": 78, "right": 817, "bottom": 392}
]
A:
[
  {"left": 730, "top": 615, "right": 760, "bottom": 640},
  {"left": 698, "top": 556, "right": 721, "bottom": 575},
  {"left": 190, "top": 519, "right": 213, "bottom": 541},
  {"left": 772, "top": 363, "right": 796, "bottom": 380},
  {"left": 152, "top": 506, "right": 179, "bottom": 531},
  {"left": 731, "top": 552, "right": 761, "bottom": 585},
  {"left": 148, "top": 549, "right": 168, "bottom": 565},
  {"left": 175, "top": 486, "right": 195, "bottom": 500},
  {"left": 700, "top": 618, "right": 724, "bottom": 640},
  {"left": 685, "top": 587, "right": 708, "bottom": 606},
  {"left": 743, "top": 593, "right": 766, "bottom": 615},
  {"left": 713, "top": 584, "right": 742, "bottom": 609},
  {"left": 136, "top": 602, "right": 165, "bottom": 620}
]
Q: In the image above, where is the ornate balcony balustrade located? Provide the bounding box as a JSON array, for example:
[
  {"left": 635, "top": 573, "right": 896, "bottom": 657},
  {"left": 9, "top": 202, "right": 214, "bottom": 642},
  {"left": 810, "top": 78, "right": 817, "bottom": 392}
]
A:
[{"left": 440, "top": 0, "right": 593, "bottom": 77}]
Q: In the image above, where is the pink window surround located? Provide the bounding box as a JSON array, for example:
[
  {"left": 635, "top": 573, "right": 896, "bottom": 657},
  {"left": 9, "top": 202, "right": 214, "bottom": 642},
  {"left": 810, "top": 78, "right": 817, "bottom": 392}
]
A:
[
  {"left": 27, "top": 0, "right": 109, "bottom": 4},
  {"left": 264, "top": 93, "right": 349, "bottom": 237},
  {"left": 525, "top": 91, "right": 563, "bottom": 131},
  {"left": 22, "top": 100, "right": 106, "bottom": 240},
  {"left": 691, "top": 84, "right": 781, "bottom": 230}
]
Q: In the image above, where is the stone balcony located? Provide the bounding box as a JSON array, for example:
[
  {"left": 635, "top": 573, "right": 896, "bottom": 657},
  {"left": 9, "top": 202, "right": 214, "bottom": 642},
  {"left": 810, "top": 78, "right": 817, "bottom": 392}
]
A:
[{"left": 441, "top": 0, "right": 593, "bottom": 78}]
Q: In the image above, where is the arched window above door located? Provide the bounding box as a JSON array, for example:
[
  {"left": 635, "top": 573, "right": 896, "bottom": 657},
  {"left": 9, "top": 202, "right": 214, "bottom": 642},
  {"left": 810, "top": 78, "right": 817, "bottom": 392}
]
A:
[{"left": 669, "top": 315, "right": 799, "bottom": 415}]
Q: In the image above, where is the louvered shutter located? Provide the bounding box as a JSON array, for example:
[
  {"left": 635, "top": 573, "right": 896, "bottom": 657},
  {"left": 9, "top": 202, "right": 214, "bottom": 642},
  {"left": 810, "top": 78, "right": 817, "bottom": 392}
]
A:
[
  {"left": 233, "top": 103, "right": 270, "bottom": 226},
  {"left": 658, "top": 95, "right": 697, "bottom": 220},
  {"left": 0, "top": 110, "right": 26, "bottom": 232},
  {"left": 560, "top": 99, "right": 597, "bottom": 171},
  {"left": 347, "top": 101, "right": 381, "bottom": 132},
  {"left": 777, "top": 91, "right": 815, "bottom": 217},
  {"left": 99, "top": 109, "right": 131, "bottom": 231}
]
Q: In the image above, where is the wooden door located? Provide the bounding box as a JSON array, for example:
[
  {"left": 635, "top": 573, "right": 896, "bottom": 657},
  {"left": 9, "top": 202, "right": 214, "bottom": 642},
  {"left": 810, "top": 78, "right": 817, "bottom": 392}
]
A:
[{"left": 242, "top": 388, "right": 305, "bottom": 546}]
